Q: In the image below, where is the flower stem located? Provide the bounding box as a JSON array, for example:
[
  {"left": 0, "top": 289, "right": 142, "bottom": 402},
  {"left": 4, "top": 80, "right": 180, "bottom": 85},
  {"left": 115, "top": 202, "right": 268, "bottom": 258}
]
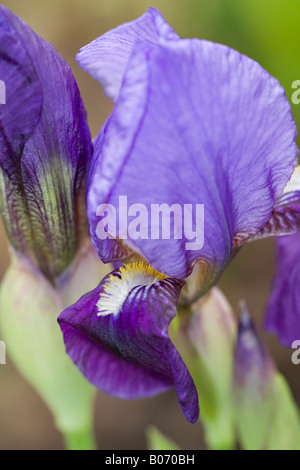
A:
[
  {"left": 62, "top": 427, "right": 97, "bottom": 450},
  {"left": 201, "top": 411, "right": 236, "bottom": 450}
]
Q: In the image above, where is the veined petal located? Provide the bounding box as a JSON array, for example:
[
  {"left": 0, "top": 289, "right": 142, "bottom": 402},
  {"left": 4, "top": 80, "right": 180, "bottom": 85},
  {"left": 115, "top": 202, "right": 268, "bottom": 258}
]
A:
[
  {"left": 0, "top": 6, "right": 92, "bottom": 281},
  {"left": 58, "top": 262, "right": 199, "bottom": 423},
  {"left": 261, "top": 168, "right": 300, "bottom": 347},
  {"left": 252, "top": 191, "right": 300, "bottom": 239},
  {"left": 76, "top": 7, "right": 178, "bottom": 101},
  {"left": 234, "top": 166, "right": 300, "bottom": 246},
  {"left": 265, "top": 233, "right": 300, "bottom": 346},
  {"left": 0, "top": 8, "right": 43, "bottom": 257},
  {"left": 87, "top": 28, "right": 298, "bottom": 284},
  {"left": 0, "top": 11, "right": 42, "bottom": 164}
]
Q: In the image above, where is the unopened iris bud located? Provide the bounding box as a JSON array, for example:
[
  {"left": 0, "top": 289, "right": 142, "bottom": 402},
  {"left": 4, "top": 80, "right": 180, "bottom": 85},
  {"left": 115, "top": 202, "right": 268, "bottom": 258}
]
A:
[
  {"left": 234, "top": 302, "right": 276, "bottom": 450},
  {"left": 0, "top": 6, "right": 92, "bottom": 282},
  {"left": 234, "top": 303, "right": 300, "bottom": 450}
]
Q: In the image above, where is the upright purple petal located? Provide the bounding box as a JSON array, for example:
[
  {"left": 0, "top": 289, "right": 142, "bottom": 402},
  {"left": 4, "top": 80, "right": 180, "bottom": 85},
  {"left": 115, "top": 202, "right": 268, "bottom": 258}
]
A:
[
  {"left": 76, "top": 7, "right": 178, "bottom": 101},
  {"left": 265, "top": 233, "right": 300, "bottom": 346},
  {"left": 0, "top": 6, "right": 92, "bottom": 280},
  {"left": 58, "top": 262, "right": 199, "bottom": 423},
  {"left": 86, "top": 27, "right": 297, "bottom": 286}
]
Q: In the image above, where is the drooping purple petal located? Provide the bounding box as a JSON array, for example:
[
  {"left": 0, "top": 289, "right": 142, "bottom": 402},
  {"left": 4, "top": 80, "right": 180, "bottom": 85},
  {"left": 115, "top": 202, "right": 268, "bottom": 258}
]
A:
[
  {"left": 265, "top": 233, "right": 300, "bottom": 346},
  {"left": 86, "top": 26, "right": 298, "bottom": 285},
  {"left": 76, "top": 7, "right": 178, "bottom": 101},
  {"left": 58, "top": 264, "right": 199, "bottom": 423},
  {"left": 0, "top": 6, "right": 92, "bottom": 280}
]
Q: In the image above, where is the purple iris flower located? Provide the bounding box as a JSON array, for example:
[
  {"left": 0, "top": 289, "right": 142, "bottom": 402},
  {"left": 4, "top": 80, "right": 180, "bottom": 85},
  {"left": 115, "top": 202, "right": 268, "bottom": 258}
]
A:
[
  {"left": 58, "top": 7, "right": 300, "bottom": 423},
  {"left": 0, "top": 5, "right": 92, "bottom": 281},
  {"left": 0, "top": 6, "right": 199, "bottom": 423}
]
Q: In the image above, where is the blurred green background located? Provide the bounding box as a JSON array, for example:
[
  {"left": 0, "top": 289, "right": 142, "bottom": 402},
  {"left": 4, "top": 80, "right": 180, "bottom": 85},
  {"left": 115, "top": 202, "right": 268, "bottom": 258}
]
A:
[{"left": 0, "top": 0, "right": 299, "bottom": 450}]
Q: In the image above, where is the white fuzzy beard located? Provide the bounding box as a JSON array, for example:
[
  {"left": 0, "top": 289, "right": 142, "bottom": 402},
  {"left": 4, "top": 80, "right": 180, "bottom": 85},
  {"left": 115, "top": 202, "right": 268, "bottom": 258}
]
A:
[{"left": 96, "top": 262, "right": 166, "bottom": 317}]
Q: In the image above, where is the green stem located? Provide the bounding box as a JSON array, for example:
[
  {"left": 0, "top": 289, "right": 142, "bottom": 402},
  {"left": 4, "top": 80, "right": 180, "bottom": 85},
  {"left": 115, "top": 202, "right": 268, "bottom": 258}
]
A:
[
  {"left": 201, "top": 411, "right": 236, "bottom": 450},
  {"left": 62, "top": 427, "right": 98, "bottom": 450}
]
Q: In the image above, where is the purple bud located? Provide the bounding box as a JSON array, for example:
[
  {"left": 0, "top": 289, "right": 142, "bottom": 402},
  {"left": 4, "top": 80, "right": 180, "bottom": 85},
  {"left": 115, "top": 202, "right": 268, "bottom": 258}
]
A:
[
  {"left": 234, "top": 302, "right": 276, "bottom": 450},
  {"left": 235, "top": 302, "right": 275, "bottom": 395}
]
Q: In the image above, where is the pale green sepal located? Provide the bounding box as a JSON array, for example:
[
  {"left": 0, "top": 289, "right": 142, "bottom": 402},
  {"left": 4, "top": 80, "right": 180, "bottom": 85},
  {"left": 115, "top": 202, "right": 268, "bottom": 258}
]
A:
[
  {"left": 234, "top": 381, "right": 274, "bottom": 450},
  {"left": 0, "top": 251, "right": 96, "bottom": 447},
  {"left": 172, "top": 287, "right": 236, "bottom": 450}
]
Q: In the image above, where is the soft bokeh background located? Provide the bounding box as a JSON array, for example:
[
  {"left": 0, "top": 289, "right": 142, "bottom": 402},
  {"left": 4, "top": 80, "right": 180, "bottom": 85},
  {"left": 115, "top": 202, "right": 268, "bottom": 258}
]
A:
[{"left": 0, "top": 0, "right": 299, "bottom": 449}]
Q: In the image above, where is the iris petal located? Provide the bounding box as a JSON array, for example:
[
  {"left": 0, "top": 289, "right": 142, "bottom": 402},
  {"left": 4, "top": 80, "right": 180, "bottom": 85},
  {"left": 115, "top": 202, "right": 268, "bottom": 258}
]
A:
[
  {"left": 76, "top": 7, "right": 178, "bottom": 101},
  {"left": 58, "top": 264, "right": 199, "bottom": 423},
  {"left": 234, "top": 167, "right": 300, "bottom": 246},
  {"left": 265, "top": 233, "right": 300, "bottom": 346},
  {"left": 0, "top": 7, "right": 43, "bottom": 257},
  {"left": 85, "top": 21, "right": 297, "bottom": 284}
]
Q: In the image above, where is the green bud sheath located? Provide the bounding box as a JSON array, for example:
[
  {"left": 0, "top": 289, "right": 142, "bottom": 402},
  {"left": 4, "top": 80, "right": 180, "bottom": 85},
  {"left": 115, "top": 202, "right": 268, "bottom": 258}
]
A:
[
  {"left": 266, "top": 373, "right": 300, "bottom": 450},
  {"left": 0, "top": 240, "right": 111, "bottom": 449},
  {"left": 173, "top": 287, "right": 236, "bottom": 450}
]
